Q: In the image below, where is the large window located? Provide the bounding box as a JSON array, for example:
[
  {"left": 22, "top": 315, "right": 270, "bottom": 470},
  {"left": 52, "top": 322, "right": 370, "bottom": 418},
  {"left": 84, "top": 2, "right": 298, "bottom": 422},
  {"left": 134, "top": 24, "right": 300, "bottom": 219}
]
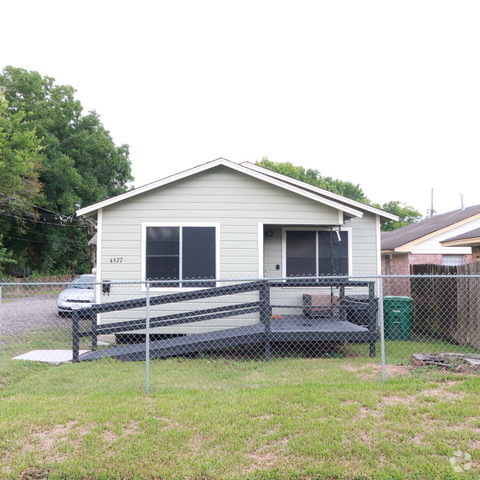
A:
[
  {"left": 145, "top": 226, "right": 216, "bottom": 287},
  {"left": 285, "top": 229, "right": 349, "bottom": 278}
]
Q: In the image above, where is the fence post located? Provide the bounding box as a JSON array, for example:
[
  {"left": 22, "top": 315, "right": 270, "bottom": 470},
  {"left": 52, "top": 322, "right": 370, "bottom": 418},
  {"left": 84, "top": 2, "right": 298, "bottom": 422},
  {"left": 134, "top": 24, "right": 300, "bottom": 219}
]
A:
[
  {"left": 368, "top": 282, "right": 376, "bottom": 358},
  {"left": 72, "top": 307, "right": 81, "bottom": 363},
  {"left": 0, "top": 285, "right": 2, "bottom": 360},
  {"left": 259, "top": 281, "right": 272, "bottom": 361},
  {"left": 90, "top": 308, "right": 97, "bottom": 351},
  {"left": 145, "top": 281, "right": 151, "bottom": 394},
  {"left": 377, "top": 277, "right": 387, "bottom": 383}
]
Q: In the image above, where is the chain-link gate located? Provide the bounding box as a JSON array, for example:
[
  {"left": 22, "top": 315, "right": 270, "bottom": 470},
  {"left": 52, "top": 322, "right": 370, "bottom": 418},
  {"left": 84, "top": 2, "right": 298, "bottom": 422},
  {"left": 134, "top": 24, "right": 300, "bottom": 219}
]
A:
[{"left": 1, "top": 275, "right": 479, "bottom": 393}]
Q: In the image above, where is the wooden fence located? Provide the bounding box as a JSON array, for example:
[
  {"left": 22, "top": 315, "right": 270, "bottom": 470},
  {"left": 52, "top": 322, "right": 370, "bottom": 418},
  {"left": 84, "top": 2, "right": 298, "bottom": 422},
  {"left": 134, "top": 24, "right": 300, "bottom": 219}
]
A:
[{"left": 411, "top": 262, "right": 480, "bottom": 349}]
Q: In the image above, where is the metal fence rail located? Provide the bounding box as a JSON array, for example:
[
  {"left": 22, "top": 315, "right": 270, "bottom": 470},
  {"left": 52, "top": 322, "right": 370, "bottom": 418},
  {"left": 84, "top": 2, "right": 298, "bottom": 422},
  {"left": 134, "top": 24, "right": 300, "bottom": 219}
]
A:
[{"left": 1, "top": 275, "right": 479, "bottom": 392}]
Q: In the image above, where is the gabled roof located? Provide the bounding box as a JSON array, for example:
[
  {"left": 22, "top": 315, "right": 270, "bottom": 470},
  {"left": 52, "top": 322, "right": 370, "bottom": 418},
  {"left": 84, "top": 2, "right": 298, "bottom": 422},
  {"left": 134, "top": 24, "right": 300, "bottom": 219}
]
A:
[
  {"left": 77, "top": 158, "right": 397, "bottom": 221},
  {"left": 242, "top": 162, "right": 397, "bottom": 221},
  {"left": 441, "top": 227, "right": 480, "bottom": 247},
  {"left": 382, "top": 204, "right": 480, "bottom": 252}
]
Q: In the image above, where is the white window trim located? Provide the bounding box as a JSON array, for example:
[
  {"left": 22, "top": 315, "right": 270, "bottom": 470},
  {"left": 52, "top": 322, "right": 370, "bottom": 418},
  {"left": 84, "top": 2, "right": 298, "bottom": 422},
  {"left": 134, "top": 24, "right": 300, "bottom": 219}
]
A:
[
  {"left": 281, "top": 226, "right": 353, "bottom": 278},
  {"left": 141, "top": 222, "right": 220, "bottom": 291}
]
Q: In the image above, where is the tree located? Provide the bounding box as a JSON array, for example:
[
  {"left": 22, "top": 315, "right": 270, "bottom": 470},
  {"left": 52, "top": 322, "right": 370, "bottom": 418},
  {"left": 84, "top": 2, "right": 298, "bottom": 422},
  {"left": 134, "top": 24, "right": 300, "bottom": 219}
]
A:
[
  {"left": 256, "top": 157, "right": 370, "bottom": 203},
  {"left": 376, "top": 201, "right": 422, "bottom": 231},
  {"left": 0, "top": 94, "right": 43, "bottom": 211},
  {"left": 0, "top": 66, "right": 133, "bottom": 275},
  {"left": 0, "top": 94, "right": 43, "bottom": 274},
  {"left": 256, "top": 158, "right": 421, "bottom": 231}
]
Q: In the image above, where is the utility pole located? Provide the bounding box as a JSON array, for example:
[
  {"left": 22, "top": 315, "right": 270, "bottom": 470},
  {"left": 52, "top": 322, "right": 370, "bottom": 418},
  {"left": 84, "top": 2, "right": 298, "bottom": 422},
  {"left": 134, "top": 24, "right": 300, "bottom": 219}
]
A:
[{"left": 427, "top": 188, "right": 436, "bottom": 217}]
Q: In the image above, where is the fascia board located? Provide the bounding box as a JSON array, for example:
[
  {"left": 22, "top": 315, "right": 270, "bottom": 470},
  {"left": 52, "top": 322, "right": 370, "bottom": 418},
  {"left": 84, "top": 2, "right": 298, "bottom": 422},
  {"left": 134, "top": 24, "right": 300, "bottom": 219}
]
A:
[
  {"left": 441, "top": 237, "right": 480, "bottom": 247},
  {"left": 242, "top": 162, "right": 398, "bottom": 221},
  {"left": 390, "top": 215, "right": 480, "bottom": 252}
]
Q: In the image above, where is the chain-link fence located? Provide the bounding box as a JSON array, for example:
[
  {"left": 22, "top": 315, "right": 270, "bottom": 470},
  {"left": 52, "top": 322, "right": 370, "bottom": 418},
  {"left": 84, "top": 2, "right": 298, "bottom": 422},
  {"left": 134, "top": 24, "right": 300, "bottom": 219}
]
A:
[{"left": 1, "top": 275, "right": 479, "bottom": 393}]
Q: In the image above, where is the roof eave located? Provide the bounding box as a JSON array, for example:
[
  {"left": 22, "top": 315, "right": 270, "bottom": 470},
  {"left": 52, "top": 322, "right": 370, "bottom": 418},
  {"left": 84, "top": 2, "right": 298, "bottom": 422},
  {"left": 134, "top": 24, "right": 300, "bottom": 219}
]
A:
[{"left": 441, "top": 237, "right": 480, "bottom": 247}]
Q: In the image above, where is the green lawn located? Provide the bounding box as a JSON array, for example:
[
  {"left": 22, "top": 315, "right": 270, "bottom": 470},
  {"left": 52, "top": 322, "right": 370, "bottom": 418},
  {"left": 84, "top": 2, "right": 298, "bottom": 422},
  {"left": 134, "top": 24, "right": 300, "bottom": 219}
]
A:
[{"left": 1, "top": 347, "right": 479, "bottom": 480}]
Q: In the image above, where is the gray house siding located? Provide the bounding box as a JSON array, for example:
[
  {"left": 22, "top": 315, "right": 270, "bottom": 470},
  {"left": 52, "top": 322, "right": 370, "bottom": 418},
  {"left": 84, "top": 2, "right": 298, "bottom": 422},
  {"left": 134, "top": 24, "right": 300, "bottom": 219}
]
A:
[{"left": 94, "top": 165, "right": 379, "bottom": 333}]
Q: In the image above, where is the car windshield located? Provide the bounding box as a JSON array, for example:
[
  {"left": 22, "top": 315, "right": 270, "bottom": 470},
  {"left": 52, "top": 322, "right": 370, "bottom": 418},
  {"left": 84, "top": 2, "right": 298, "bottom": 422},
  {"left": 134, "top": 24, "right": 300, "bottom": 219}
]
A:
[{"left": 70, "top": 276, "right": 95, "bottom": 289}]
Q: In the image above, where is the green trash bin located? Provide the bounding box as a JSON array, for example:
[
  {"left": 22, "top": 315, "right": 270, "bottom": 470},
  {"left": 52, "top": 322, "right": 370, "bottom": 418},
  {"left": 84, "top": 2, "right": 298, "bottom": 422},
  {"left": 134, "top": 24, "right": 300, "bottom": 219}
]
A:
[{"left": 383, "top": 296, "right": 413, "bottom": 340}]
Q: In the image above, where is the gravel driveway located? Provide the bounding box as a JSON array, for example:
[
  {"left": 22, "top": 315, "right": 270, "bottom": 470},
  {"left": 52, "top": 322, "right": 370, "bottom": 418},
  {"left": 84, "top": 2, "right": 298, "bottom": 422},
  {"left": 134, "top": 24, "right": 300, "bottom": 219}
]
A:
[{"left": 1, "top": 294, "right": 71, "bottom": 336}]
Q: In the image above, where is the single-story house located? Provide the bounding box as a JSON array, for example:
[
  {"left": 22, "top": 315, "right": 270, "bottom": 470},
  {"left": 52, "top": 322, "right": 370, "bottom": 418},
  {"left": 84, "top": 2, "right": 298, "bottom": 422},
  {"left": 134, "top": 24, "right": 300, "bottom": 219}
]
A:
[
  {"left": 77, "top": 158, "right": 397, "bottom": 334},
  {"left": 440, "top": 227, "right": 480, "bottom": 260},
  {"left": 381, "top": 205, "right": 480, "bottom": 276}
]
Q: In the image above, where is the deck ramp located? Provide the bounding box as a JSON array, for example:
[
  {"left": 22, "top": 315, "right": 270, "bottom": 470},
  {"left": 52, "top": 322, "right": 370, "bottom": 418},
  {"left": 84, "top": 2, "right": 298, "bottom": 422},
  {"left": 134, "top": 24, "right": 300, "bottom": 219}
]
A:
[{"left": 80, "top": 324, "right": 265, "bottom": 361}]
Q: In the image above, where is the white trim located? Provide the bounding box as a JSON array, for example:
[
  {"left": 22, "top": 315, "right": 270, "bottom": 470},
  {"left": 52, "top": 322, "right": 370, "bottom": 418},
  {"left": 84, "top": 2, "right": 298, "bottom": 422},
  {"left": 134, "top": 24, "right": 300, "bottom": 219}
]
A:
[
  {"left": 141, "top": 222, "right": 220, "bottom": 291},
  {"left": 281, "top": 226, "right": 353, "bottom": 278},
  {"left": 412, "top": 247, "right": 471, "bottom": 255},
  {"left": 95, "top": 208, "right": 103, "bottom": 300},
  {"left": 258, "top": 223, "right": 264, "bottom": 278},
  {"left": 77, "top": 158, "right": 364, "bottom": 219},
  {"left": 242, "top": 162, "right": 398, "bottom": 221},
  {"left": 376, "top": 215, "right": 381, "bottom": 276}
]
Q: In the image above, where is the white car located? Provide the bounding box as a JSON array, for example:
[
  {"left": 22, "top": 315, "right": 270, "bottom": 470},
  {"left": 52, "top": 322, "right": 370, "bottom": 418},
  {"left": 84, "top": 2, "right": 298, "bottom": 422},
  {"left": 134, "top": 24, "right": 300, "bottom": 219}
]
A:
[{"left": 57, "top": 274, "right": 96, "bottom": 316}]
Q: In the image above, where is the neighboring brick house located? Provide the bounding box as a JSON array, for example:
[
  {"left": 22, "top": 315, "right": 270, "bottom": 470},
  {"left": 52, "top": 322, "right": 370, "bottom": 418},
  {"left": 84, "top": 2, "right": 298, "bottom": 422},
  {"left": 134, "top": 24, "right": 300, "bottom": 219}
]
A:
[
  {"left": 381, "top": 205, "right": 480, "bottom": 295},
  {"left": 441, "top": 227, "right": 480, "bottom": 261}
]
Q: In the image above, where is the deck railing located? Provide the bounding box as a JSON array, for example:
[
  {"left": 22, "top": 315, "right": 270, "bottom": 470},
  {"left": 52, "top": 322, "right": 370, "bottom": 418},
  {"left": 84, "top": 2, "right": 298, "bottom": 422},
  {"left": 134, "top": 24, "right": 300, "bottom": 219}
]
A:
[{"left": 72, "top": 279, "right": 377, "bottom": 362}]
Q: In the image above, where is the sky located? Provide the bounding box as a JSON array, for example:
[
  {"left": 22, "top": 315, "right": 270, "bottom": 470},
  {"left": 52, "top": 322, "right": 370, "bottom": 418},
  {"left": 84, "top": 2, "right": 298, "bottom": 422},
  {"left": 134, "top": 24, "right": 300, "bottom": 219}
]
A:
[{"left": 2, "top": 0, "right": 479, "bottom": 217}]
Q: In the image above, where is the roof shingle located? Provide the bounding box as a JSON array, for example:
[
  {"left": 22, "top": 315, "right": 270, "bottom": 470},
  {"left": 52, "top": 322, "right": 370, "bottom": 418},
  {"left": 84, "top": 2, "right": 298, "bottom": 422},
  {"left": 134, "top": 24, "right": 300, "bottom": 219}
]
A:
[{"left": 382, "top": 204, "right": 480, "bottom": 251}]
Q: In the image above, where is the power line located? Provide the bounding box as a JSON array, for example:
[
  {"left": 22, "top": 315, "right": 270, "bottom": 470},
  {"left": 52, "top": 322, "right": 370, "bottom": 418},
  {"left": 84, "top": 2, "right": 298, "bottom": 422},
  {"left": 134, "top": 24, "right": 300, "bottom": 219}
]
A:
[
  {"left": 0, "top": 210, "right": 82, "bottom": 227},
  {"left": 0, "top": 192, "right": 84, "bottom": 224},
  {"left": 4, "top": 235, "right": 90, "bottom": 249}
]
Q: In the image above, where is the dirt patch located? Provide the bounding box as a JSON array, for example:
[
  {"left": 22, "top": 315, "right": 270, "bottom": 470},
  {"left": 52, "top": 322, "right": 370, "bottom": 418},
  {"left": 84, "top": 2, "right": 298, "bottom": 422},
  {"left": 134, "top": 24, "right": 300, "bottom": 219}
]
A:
[
  {"left": 420, "top": 388, "right": 465, "bottom": 401},
  {"left": 343, "top": 363, "right": 412, "bottom": 380},
  {"left": 156, "top": 416, "right": 182, "bottom": 429},
  {"left": 244, "top": 437, "right": 289, "bottom": 473},
  {"left": 19, "top": 466, "right": 51, "bottom": 480},
  {"left": 102, "top": 420, "right": 141, "bottom": 443},
  {"left": 19, "top": 421, "right": 85, "bottom": 463},
  {"left": 353, "top": 406, "right": 382, "bottom": 420},
  {"left": 19, "top": 419, "right": 143, "bottom": 461},
  {"left": 381, "top": 394, "right": 416, "bottom": 406}
]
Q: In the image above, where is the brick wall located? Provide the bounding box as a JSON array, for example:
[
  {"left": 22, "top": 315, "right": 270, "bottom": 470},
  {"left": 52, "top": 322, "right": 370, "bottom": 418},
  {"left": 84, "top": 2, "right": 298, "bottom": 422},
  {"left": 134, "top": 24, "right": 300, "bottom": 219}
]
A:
[{"left": 381, "top": 252, "right": 474, "bottom": 296}]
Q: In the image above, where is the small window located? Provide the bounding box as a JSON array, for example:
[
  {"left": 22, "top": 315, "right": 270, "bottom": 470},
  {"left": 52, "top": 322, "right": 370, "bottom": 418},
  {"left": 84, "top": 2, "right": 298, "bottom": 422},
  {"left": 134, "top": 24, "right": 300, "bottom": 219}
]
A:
[
  {"left": 286, "top": 230, "right": 349, "bottom": 278},
  {"left": 442, "top": 254, "right": 464, "bottom": 266},
  {"left": 145, "top": 226, "right": 216, "bottom": 287}
]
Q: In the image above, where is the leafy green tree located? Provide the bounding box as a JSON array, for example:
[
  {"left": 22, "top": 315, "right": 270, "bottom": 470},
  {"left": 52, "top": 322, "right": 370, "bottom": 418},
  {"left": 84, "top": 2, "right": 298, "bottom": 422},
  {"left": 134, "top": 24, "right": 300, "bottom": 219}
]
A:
[
  {"left": 0, "top": 66, "right": 133, "bottom": 275},
  {"left": 0, "top": 94, "right": 43, "bottom": 211},
  {"left": 256, "top": 158, "right": 421, "bottom": 231},
  {"left": 376, "top": 201, "right": 422, "bottom": 231},
  {"left": 0, "top": 94, "right": 44, "bottom": 274},
  {"left": 256, "top": 157, "right": 370, "bottom": 203}
]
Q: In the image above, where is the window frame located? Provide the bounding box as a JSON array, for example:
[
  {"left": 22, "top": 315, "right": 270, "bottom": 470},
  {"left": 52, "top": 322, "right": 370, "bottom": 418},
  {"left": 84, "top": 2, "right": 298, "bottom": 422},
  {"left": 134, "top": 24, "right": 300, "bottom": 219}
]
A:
[
  {"left": 282, "top": 227, "right": 352, "bottom": 279},
  {"left": 142, "top": 222, "right": 220, "bottom": 290}
]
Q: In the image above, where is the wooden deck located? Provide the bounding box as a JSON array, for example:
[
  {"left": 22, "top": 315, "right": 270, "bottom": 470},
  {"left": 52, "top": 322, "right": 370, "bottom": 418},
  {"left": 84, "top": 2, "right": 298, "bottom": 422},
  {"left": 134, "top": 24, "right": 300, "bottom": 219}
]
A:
[
  {"left": 80, "top": 315, "right": 376, "bottom": 362},
  {"left": 74, "top": 280, "right": 379, "bottom": 362}
]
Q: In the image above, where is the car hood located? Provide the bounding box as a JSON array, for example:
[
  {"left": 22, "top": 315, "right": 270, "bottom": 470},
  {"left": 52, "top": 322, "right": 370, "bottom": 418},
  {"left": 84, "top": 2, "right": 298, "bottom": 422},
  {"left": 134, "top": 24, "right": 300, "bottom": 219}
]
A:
[{"left": 60, "top": 288, "right": 94, "bottom": 301}]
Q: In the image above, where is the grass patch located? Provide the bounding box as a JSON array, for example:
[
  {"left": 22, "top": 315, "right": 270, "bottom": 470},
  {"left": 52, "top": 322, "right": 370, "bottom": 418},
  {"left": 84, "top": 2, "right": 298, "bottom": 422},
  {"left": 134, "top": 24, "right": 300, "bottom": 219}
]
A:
[
  {"left": 0, "top": 353, "right": 479, "bottom": 479},
  {"left": 1, "top": 328, "right": 479, "bottom": 479}
]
